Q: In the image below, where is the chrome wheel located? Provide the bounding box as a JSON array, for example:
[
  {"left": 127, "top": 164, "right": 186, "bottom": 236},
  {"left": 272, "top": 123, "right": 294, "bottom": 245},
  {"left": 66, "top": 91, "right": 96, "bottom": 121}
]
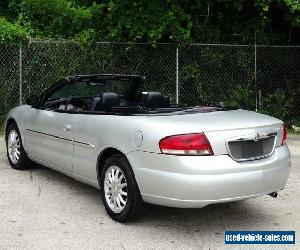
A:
[
  {"left": 104, "top": 165, "right": 128, "bottom": 213},
  {"left": 7, "top": 130, "right": 21, "bottom": 164}
]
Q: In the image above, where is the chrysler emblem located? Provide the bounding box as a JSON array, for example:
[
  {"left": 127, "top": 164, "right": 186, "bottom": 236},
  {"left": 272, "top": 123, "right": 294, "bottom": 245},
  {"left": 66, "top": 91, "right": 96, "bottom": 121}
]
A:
[{"left": 254, "top": 133, "right": 260, "bottom": 141}]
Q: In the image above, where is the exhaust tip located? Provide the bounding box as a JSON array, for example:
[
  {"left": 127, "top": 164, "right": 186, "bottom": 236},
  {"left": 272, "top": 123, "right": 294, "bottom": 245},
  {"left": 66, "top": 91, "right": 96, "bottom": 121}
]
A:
[{"left": 268, "top": 192, "right": 278, "bottom": 198}]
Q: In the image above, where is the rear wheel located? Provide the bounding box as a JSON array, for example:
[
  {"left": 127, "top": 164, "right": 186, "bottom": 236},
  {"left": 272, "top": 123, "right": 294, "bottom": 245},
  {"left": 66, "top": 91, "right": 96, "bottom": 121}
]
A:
[
  {"left": 6, "top": 123, "right": 32, "bottom": 170},
  {"left": 100, "top": 154, "right": 143, "bottom": 222}
]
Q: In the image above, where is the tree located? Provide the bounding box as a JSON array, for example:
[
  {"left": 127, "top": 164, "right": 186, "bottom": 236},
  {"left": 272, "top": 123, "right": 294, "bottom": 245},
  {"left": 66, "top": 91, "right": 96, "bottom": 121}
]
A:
[{"left": 0, "top": 0, "right": 300, "bottom": 44}]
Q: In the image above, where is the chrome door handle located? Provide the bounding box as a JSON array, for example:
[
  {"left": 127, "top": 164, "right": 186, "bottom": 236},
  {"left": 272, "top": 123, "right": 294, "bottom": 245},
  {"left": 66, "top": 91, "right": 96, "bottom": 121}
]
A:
[{"left": 63, "top": 124, "right": 72, "bottom": 131}]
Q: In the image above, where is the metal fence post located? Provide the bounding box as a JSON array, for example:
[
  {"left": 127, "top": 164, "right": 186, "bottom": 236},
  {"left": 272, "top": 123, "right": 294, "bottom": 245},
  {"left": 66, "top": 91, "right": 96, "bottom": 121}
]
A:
[
  {"left": 254, "top": 38, "right": 258, "bottom": 112},
  {"left": 19, "top": 41, "right": 23, "bottom": 105},
  {"left": 176, "top": 47, "right": 179, "bottom": 104}
]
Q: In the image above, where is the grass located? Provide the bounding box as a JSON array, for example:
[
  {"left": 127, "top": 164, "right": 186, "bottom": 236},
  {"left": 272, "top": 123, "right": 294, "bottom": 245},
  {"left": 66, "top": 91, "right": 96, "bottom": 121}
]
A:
[
  {"left": 0, "top": 116, "right": 4, "bottom": 136},
  {"left": 287, "top": 128, "right": 300, "bottom": 135}
]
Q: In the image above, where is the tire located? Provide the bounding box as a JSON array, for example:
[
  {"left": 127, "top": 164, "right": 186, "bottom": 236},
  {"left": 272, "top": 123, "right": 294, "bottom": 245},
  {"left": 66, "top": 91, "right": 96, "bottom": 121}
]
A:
[
  {"left": 6, "top": 123, "right": 32, "bottom": 170},
  {"left": 100, "top": 153, "right": 143, "bottom": 222}
]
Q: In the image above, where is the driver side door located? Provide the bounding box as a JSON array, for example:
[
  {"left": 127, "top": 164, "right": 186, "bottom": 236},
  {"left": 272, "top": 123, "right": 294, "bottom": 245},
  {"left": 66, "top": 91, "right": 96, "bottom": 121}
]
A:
[
  {"left": 23, "top": 108, "right": 75, "bottom": 172},
  {"left": 23, "top": 79, "right": 81, "bottom": 172}
]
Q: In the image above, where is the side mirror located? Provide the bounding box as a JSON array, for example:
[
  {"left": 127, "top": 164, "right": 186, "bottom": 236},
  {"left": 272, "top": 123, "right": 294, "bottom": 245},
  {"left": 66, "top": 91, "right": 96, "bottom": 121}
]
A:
[{"left": 26, "top": 95, "right": 40, "bottom": 107}]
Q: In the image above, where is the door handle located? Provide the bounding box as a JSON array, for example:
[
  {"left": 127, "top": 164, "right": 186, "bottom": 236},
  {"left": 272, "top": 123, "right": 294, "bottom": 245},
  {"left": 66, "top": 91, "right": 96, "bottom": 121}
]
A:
[{"left": 63, "top": 124, "right": 72, "bottom": 131}]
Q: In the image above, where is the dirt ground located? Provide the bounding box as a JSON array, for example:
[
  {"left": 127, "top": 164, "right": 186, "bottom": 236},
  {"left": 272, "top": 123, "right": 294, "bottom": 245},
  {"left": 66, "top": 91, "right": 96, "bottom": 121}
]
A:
[{"left": 0, "top": 136, "right": 299, "bottom": 249}]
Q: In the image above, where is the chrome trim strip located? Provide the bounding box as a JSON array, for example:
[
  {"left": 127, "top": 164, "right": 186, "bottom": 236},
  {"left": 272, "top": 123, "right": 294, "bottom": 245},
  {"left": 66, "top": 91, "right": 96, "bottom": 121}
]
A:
[
  {"left": 26, "top": 129, "right": 73, "bottom": 142},
  {"left": 234, "top": 132, "right": 277, "bottom": 141},
  {"left": 73, "top": 140, "right": 95, "bottom": 148},
  {"left": 25, "top": 129, "right": 94, "bottom": 148}
]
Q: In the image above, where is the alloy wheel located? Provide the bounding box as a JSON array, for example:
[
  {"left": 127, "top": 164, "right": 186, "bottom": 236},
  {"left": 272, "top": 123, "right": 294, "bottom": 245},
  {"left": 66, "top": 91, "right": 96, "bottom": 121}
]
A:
[
  {"left": 7, "top": 130, "right": 21, "bottom": 164},
  {"left": 104, "top": 165, "right": 128, "bottom": 213}
]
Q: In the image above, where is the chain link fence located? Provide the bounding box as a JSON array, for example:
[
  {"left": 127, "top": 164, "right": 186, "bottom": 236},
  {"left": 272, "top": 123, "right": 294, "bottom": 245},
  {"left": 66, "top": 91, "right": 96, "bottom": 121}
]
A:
[
  {"left": 0, "top": 41, "right": 300, "bottom": 127},
  {"left": 179, "top": 44, "right": 256, "bottom": 110},
  {"left": 0, "top": 43, "right": 20, "bottom": 117},
  {"left": 257, "top": 46, "right": 300, "bottom": 126}
]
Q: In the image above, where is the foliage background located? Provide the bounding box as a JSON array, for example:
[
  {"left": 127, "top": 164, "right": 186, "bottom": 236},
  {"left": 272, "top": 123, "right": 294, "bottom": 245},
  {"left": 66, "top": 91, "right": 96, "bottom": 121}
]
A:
[{"left": 1, "top": 0, "right": 300, "bottom": 44}]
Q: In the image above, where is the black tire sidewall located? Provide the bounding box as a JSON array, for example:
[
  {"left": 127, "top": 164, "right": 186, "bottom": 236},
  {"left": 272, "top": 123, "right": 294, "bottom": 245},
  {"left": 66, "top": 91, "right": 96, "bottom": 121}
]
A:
[
  {"left": 6, "top": 123, "right": 30, "bottom": 170},
  {"left": 100, "top": 154, "right": 142, "bottom": 222}
]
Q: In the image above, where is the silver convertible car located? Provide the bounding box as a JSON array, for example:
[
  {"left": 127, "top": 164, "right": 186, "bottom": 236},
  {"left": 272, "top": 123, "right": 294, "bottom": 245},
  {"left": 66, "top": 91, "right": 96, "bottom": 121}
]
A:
[{"left": 4, "top": 74, "right": 291, "bottom": 222}]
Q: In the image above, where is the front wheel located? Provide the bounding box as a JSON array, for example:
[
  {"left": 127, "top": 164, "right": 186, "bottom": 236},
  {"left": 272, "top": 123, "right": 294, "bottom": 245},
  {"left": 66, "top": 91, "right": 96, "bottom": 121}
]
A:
[
  {"left": 6, "top": 123, "right": 32, "bottom": 170},
  {"left": 100, "top": 154, "right": 143, "bottom": 222}
]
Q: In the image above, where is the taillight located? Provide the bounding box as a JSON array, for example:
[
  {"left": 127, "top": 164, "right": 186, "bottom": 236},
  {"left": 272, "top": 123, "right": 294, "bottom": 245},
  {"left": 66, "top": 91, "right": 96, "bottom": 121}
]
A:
[
  {"left": 282, "top": 125, "right": 287, "bottom": 145},
  {"left": 159, "top": 133, "right": 214, "bottom": 156}
]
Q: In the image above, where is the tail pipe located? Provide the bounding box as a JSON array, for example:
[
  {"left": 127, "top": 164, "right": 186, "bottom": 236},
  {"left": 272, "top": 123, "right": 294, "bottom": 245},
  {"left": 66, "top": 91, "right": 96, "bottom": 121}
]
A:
[{"left": 268, "top": 192, "right": 278, "bottom": 198}]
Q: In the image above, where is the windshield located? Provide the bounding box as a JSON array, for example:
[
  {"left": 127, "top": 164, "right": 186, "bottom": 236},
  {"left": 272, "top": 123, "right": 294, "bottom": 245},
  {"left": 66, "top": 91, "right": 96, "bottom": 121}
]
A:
[{"left": 47, "top": 77, "right": 141, "bottom": 101}]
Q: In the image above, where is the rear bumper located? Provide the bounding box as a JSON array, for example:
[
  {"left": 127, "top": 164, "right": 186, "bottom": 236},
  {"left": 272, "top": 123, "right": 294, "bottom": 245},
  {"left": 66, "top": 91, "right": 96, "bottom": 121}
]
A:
[{"left": 127, "top": 145, "right": 291, "bottom": 208}]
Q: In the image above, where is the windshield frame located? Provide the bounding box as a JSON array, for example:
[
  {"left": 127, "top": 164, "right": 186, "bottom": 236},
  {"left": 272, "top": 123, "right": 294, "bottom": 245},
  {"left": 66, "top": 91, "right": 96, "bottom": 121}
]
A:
[{"left": 38, "top": 74, "right": 145, "bottom": 110}]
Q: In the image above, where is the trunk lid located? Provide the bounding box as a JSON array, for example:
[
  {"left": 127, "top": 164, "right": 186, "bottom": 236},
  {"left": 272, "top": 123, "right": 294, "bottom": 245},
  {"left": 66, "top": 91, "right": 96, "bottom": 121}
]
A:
[{"left": 148, "top": 109, "right": 284, "bottom": 158}]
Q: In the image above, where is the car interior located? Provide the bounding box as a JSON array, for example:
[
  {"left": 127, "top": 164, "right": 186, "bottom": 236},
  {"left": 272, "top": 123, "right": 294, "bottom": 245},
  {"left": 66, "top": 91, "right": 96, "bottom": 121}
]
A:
[
  {"left": 40, "top": 75, "right": 221, "bottom": 114},
  {"left": 44, "top": 91, "right": 172, "bottom": 113},
  {"left": 89, "top": 91, "right": 171, "bottom": 111}
]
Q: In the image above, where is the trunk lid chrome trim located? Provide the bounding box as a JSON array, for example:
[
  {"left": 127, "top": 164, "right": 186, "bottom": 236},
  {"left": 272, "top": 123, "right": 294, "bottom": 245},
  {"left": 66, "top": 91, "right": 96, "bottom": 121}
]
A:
[{"left": 226, "top": 132, "right": 277, "bottom": 162}]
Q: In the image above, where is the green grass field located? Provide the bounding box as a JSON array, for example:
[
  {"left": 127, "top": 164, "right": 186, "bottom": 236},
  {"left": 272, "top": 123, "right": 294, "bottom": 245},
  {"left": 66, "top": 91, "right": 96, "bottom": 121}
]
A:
[
  {"left": 287, "top": 128, "right": 300, "bottom": 135},
  {"left": 0, "top": 116, "right": 4, "bottom": 136}
]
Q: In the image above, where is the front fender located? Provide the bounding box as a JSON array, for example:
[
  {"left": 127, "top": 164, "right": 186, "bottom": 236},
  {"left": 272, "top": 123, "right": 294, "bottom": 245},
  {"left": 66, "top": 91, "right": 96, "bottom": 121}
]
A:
[{"left": 4, "top": 105, "right": 29, "bottom": 138}]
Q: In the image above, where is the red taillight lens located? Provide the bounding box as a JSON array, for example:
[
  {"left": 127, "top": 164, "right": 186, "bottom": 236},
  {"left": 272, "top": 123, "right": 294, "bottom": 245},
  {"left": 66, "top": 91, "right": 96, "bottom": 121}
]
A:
[
  {"left": 282, "top": 125, "right": 287, "bottom": 145},
  {"left": 159, "top": 133, "right": 214, "bottom": 156}
]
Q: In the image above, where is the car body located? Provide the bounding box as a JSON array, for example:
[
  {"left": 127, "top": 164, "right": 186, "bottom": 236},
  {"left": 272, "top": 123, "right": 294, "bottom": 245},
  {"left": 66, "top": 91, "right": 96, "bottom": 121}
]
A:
[{"left": 4, "top": 74, "right": 291, "bottom": 222}]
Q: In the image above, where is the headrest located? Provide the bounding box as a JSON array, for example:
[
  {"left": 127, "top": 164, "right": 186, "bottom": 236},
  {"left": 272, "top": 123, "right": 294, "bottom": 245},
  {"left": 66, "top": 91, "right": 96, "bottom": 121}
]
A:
[
  {"left": 143, "top": 92, "right": 169, "bottom": 109},
  {"left": 101, "top": 92, "right": 120, "bottom": 111},
  {"left": 90, "top": 97, "right": 101, "bottom": 111}
]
